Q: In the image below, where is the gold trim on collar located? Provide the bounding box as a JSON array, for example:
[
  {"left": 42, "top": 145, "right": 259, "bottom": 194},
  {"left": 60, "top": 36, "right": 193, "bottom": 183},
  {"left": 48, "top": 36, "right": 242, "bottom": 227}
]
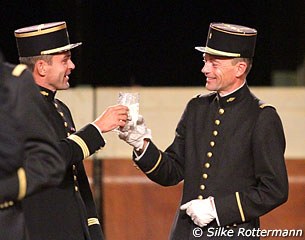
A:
[
  {"left": 40, "top": 91, "right": 49, "bottom": 96},
  {"left": 88, "top": 218, "right": 100, "bottom": 226},
  {"left": 226, "top": 97, "right": 236, "bottom": 103}
]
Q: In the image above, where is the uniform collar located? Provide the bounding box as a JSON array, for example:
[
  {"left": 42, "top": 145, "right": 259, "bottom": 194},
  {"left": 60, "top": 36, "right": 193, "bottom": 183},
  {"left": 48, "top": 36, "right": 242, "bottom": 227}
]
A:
[
  {"left": 39, "top": 86, "right": 57, "bottom": 102},
  {"left": 216, "top": 83, "right": 250, "bottom": 108}
]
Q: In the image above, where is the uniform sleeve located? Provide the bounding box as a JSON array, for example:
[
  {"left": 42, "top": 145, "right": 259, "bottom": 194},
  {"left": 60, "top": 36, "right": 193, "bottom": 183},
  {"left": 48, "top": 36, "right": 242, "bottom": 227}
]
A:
[
  {"left": 132, "top": 101, "right": 189, "bottom": 186},
  {"left": 215, "top": 107, "right": 288, "bottom": 226},
  {"left": 0, "top": 66, "right": 65, "bottom": 203},
  {"left": 0, "top": 83, "right": 24, "bottom": 204},
  {"left": 77, "top": 162, "right": 105, "bottom": 240},
  {"left": 61, "top": 124, "right": 106, "bottom": 166}
]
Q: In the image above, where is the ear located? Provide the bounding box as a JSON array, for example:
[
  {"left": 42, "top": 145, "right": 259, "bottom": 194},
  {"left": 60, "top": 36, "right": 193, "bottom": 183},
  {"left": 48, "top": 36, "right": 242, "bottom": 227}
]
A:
[
  {"left": 35, "top": 60, "right": 47, "bottom": 76},
  {"left": 235, "top": 61, "right": 247, "bottom": 77}
]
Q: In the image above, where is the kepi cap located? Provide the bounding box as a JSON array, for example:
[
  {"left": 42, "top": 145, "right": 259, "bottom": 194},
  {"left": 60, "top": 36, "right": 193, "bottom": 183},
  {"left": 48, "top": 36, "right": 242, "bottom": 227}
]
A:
[
  {"left": 195, "top": 23, "right": 257, "bottom": 58},
  {"left": 15, "top": 21, "right": 82, "bottom": 57}
]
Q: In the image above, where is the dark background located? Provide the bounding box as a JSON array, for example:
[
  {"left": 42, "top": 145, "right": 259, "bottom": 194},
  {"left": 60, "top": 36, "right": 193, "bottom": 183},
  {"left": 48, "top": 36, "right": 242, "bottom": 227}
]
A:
[{"left": 1, "top": 0, "right": 304, "bottom": 87}]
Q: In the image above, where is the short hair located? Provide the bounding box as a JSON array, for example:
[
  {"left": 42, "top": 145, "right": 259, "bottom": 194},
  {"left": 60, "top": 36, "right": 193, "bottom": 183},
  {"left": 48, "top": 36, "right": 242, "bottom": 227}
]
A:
[
  {"left": 19, "top": 55, "right": 53, "bottom": 72},
  {"left": 231, "top": 57, "right": 253, "bottom": 75}
]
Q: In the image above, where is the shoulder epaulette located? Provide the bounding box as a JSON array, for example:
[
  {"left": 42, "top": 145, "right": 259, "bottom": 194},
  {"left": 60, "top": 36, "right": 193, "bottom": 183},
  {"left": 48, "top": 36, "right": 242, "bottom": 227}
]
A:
[
  {"left": 11, "top": 64, "right": 27, "bottom": 77},
  {"left": 193, "top": 92, "right": 215, "bottom": 99},
  {"left": 259, "top": 103, "right": 276, "bottom": 109}
]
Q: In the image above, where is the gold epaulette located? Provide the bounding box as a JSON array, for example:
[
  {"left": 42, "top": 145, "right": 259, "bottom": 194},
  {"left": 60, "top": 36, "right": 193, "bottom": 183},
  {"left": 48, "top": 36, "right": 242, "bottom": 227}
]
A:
[
  {"left": 259, "top": 103, "right": 276, "bottom": 109},
  {"left": 11, "top": 64, "right": 27, "bottom": 77}
]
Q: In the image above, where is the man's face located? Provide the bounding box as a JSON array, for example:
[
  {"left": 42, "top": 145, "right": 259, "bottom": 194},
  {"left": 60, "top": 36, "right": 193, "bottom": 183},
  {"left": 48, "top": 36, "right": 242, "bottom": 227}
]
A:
[
  {"left": 201, "top": 54, "right": 240, "bottom": 95},
  {"left": 44, "top": 51, "right": 75, "bottom": 91}
]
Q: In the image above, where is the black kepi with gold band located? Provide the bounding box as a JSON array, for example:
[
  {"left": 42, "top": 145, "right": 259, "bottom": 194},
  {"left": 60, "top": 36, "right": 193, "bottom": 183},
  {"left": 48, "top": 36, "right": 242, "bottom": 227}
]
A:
[
  {"left": 14, "top": 21, "right": 82, "bottom": 57},
  {"left": 195, "top": 22, "right": 257, "bottom": 58}
]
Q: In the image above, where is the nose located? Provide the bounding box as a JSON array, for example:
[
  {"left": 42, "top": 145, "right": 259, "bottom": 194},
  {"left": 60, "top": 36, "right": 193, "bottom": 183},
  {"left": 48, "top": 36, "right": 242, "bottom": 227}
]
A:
[
  {"left": 68, "top": 59, "right": 75, "bottom": 70},
  {"left": 201, "top": 62, "right": 209, "bottom": 74}
]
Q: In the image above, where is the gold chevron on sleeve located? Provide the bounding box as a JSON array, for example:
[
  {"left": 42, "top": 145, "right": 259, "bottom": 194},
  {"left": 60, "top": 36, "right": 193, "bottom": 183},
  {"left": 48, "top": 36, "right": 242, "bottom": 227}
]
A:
[
  {"left": 145, "top": 151, "right": 162, "bottom": 174},
  {"left": 17, "top": 168, "right": 27, "bottom": 200},
  {"left": 88, "top": 217, "right": 100, "bottom": 226},
  {"left": 68, "top": 134, "right": 90, "bottom": 158},
  {"left": 235, "top": 192, "right": 245, "bottom": 222}
]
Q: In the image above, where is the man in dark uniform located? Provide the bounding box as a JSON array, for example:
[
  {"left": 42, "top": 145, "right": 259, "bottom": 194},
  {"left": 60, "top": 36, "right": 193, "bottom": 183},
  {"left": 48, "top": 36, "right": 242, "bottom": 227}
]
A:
[
  {"left": 14, "top": 22, "right": 129, "bottom": 240},
  {"left": 0, "top": 49, "right": 65, "bottom": 240},
  {"left": 119, "top": 23, "right": 289, "bottom": 239}
]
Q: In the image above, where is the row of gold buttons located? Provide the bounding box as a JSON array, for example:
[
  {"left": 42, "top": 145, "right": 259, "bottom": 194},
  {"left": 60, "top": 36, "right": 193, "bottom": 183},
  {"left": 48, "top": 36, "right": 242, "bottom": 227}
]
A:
[
  {"left": 0, "top": 201, "right": 14, "bottom": 209},
  {"left": 198, "top": 108, "right": 225, "bottom": 200}
]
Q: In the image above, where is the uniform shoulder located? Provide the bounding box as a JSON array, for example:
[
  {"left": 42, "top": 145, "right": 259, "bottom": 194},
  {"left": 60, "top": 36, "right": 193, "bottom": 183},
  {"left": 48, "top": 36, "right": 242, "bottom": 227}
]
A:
[
  {"left": 12, "top": 64, "right": 28, "bottom": 77},
  {"left": 3, "top": 62, "right": 28, "bottom": 77},
  {"left": 191, "top": 92, "right": 216, "bottom": 101},
  {"left": 258, "top": 100, "right": 276, "bottom": 110}
]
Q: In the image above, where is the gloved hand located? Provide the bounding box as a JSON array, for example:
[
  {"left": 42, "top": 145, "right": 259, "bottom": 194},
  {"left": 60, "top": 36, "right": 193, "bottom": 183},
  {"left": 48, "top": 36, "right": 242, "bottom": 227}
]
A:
[
  {"left": 118, "top": 115, "right": 152, "bottom": 151},
  {"left": 180, "top": 197, "right": 217, "bottom": 227}
]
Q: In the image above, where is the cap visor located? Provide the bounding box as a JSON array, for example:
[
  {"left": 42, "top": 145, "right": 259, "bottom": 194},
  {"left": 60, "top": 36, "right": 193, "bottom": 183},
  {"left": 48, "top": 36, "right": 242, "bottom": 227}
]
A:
[{"left": 41, "top": 42, "right": 82, "bottom": 55}]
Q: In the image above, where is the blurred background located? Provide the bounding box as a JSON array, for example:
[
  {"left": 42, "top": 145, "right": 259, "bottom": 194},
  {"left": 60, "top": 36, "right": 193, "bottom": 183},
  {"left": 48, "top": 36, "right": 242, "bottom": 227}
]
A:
[
  {"left": 1, "top": 1, "right": 304, "bottom": 239},
  {"left": 1, "top": 0, "right": 305, "bottom": 87}
]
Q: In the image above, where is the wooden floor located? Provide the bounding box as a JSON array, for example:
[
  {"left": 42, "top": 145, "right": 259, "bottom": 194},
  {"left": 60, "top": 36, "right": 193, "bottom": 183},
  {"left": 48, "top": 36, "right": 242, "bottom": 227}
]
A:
[{"left": 84, "top": 159, "right": 305, "bottom": 240}]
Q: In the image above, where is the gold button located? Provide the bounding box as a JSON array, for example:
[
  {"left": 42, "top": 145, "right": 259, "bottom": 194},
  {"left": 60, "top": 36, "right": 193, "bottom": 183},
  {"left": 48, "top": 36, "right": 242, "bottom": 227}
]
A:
[
  {"left": 74, "top": 175, "right": 77, "bottom": 181},
  {"left": 74, "top": 186, "right": 79, "bottom": 192},
  {"left": 72, "top": 165, "right": 76, "bottom": 170},
  {"left": 202, "top": 173, "right": 208, "bottom": 179},
  {"left": 213, "top": 130, "right": 218, "bottom": 136},
  {"left": 204, "top": 163, "right": 210, "bottom": 168},
  {"left": 8, "top": 201, "right": 14, "bottom": 206},
  {"left": 219, "top": 108, "right": 225, "bottom": 114},
  {"left": 200, "top": 184, "right": 205, "bottom": 190},
  {"left": 233, "top": 224, "right": 237, "bottom": 227},
  {"left": 215, "top": 119, "right": 220, "bottom": 125},
  {"left": 210, "top": 141, "right": 215, "bottom": 147},
  {"left": 54, "top": 103, "right": 58, "bottom": 108},
  {"left": 64, "top": 122, "right": 68, "bottom": 127},
  {"left": 59, "top": 112, "right": 64, "bottom": 117},
  {"left": 198, "top": 195, "right": 203, "bottom": 200},
  {"left": 67, "top": 132, "right": 71, "bottom": 136},
  {"left": 4, "top": 202, "right": 9, "bottom": 208},
  {"left": 207, "top": 152, "right": 212, "bottom": 158}
]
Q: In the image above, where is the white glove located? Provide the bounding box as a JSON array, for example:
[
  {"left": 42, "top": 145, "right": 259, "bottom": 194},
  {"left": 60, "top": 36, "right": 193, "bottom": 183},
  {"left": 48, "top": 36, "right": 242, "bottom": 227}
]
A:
[
  {"left": 180, "top": 197, "right": 216, "bottom": 227},
  {"left": 118, "top": 115, "right": 152, "bottom": 151}
]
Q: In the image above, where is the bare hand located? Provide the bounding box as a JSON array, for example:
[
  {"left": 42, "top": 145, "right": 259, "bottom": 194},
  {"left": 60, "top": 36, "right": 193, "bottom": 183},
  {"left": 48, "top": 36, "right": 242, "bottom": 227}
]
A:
[{"left": 93, "top": 105, "right": 129, "bottom": 133}]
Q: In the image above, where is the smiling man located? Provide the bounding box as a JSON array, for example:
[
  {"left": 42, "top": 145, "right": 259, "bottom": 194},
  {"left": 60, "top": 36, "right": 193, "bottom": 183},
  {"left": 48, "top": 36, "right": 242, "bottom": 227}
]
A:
[
  {"left": 118, "top": 22, "right": 289, "bottom": 239},
  {"left": 15, "top": 21, "right": 128, "bottom": 240}
]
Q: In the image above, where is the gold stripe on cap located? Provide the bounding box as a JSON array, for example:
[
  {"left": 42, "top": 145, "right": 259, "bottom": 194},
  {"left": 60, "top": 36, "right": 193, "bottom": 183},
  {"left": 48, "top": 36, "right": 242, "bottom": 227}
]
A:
[
  {"left": 88, "top": 218, "right": 100, "bottom": 226},
  {"left": 15, "top": 23, "right": 66, "bottom": 38},
  {"left": 68, "top": 134, "right": 90, "bottom": 158},
  {"left": 205, "top": 46, "right": 240, "bottom": 57},
  {"left": 17, "top": 168, "right": 27, "bottom": 200},
  {"left": 235, "top": 192, "right": 246, "bottom": 222},
  {"left": 212, "top": 24, "right": 257, "bottom": 36},
  {"left": 145, "top": 151, "right": 162, "bottom": 174},
  {"left": 12, "top": 64, "right": 27, "bottom": 77}
]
